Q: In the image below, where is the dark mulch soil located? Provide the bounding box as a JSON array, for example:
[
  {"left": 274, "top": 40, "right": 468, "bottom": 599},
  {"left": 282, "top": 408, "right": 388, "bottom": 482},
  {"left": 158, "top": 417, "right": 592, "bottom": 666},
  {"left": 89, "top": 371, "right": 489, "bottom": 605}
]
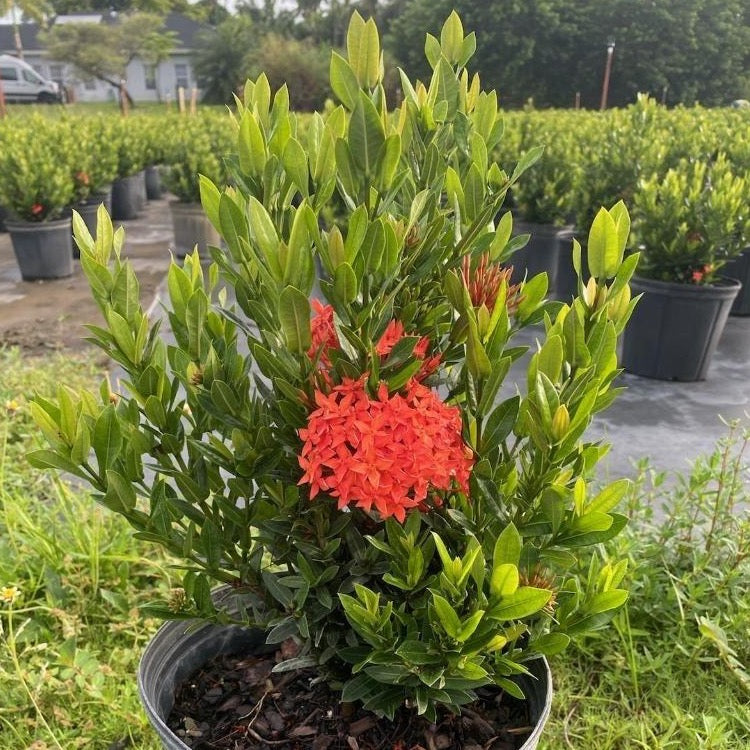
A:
[{"left": 167, "top": 650, "right": 533, "bottom": 750}]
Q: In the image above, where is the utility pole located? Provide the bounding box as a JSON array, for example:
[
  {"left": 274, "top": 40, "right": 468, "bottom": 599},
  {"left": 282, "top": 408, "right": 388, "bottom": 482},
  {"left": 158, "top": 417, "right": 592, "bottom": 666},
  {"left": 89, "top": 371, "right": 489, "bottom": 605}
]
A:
[{"left": 599, "top": 39, "right": 615, "bottom": 110}]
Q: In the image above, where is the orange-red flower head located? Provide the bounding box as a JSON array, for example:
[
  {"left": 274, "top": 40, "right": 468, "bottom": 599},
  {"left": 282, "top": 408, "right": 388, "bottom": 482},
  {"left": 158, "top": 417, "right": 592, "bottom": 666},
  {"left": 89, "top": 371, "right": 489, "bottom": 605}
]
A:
[{"left": 298, "top": 377, "right": 473, "bottom": 522}]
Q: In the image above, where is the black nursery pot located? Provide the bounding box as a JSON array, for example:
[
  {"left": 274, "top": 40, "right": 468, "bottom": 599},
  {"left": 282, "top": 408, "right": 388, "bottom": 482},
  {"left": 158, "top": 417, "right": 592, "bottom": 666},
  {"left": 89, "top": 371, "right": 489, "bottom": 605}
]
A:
[
  {"left": 145, "top": 165, "right": 163, "bottom": 200},
  {"left": 722, "top": 247, "right": 750, "bottom": 316},
  {"left": 510, "top": 222, "right": 570, "bottom": 296},
  {"left": 6, "top": 217, "right": 74, "bottom": 280},
  {"left": 622, "top": 275, "right": 741, "bottom": 381},
  {"left": 111, "top": 174, "right": 143, "bottom": 220},
  {"left": 139, "top": 617, "right": 552, "bottom": 750}
]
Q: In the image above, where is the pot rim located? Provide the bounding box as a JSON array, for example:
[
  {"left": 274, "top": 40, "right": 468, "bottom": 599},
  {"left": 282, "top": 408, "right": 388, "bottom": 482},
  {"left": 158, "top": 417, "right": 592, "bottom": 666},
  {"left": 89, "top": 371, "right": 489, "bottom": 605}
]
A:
[
  {"left": 631, "top": 273, "right": 741, "bottom": 298},
  {"left": 5, "top": 216, "right": 72, "bottom": 229}
]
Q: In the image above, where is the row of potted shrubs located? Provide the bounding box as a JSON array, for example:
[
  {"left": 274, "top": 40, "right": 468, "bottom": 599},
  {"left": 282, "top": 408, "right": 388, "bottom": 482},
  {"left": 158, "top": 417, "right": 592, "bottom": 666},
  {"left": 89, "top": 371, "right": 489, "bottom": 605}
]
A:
[
  {"left": 497, "top": 96, "right": 750, "bottom": 381},
  {"left": 0, "top": 111, "right": 234, "bottom": 279}
]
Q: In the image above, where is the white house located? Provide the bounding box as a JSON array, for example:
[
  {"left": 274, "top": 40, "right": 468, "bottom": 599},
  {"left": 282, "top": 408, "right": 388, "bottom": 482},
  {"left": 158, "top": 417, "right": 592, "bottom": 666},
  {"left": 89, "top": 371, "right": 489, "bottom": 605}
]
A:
[{"left": 0, "top": 11, "right": 204, "bottom": 103}]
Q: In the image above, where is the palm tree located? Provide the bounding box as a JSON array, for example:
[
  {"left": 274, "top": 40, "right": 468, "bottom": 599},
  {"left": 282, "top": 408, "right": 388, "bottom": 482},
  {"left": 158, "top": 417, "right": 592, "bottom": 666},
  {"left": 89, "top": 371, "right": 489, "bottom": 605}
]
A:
[{"left": 0, "top": 1, "right": 51, "bottom": 59}]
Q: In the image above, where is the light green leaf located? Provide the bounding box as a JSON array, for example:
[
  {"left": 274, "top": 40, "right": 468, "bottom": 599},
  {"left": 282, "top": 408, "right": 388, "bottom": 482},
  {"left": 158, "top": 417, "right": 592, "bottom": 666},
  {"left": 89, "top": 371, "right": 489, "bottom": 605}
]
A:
[{"left": 279, "top": 286, "right": 311, "bottom": 354}]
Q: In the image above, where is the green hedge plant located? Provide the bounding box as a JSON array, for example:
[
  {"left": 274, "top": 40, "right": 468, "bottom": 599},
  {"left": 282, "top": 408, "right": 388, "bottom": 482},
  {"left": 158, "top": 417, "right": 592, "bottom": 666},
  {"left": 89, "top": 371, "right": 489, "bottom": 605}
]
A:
[
  {"left": 632, "top": 154, "right": 750, "bottom": 284},
  {"left": 32, "top": 12, "right": 637, "bottom": 724},
  {"left": 0, "top": 114, "right": 76, "bottom": 222}
]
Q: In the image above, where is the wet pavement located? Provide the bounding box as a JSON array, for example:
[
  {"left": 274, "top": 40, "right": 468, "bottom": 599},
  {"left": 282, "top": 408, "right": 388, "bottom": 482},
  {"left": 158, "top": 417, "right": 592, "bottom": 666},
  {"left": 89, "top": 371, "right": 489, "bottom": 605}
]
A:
[{"left": 2, "top": 200, "right": 749, "bottom": 480}]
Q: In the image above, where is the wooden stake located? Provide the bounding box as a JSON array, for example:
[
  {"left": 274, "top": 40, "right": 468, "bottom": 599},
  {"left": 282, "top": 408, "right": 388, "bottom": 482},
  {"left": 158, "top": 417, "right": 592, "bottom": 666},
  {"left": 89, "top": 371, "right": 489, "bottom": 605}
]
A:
[
  {"left": 178, "top": 86, "right": 185, "bottom": 114},
  {"left": 190, "top": 87, "right": 198, "bottom": 115},
  {"left": 0, "top": 77, "right": 6, "bottom": 119},
  {"left": 575, "top": 91, "right": 581, "bottom": 110}
]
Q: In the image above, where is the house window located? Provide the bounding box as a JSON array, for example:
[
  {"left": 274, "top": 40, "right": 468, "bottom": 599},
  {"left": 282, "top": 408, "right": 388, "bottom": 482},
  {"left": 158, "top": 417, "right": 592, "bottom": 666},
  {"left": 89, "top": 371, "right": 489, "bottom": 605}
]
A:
[
  {"left": 144, "top": 64, "right": 156, "bottom": 90},
  {"left": 174, "top": 63, "right": 189, "bottom": 90},
  {"left": 84, "top": 78, "right": 96, "bottom": 91},
  {"left": 0, "top": 66, "right": 18, "bottom": 81}
]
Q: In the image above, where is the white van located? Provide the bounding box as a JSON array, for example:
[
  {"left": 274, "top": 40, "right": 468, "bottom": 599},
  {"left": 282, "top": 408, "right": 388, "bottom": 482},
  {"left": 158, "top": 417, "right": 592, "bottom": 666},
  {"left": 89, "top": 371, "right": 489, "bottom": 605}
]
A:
[{"left": 0, "top": 54, "right": 62, "bottom": 104}]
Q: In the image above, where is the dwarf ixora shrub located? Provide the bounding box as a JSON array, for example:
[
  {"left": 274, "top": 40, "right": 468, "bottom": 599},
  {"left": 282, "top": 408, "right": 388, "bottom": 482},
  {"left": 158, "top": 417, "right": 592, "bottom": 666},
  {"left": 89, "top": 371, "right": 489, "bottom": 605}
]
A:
[
  {"left": 32, "top": 12, "right": 637, "bottom": 721},
  {"left": 160, "top": 112, "right": 234, "bottom": 203},
  {"left": 0, "top": 114, "right": 76, "bottom": 222}
]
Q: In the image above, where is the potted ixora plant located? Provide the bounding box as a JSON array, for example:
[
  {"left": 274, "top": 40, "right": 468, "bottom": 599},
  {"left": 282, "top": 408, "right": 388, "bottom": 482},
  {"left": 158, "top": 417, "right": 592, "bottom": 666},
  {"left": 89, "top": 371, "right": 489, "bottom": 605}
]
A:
[
  {"left": 623, "top": 154, "right": 749, "bottom": 381},
  {"left": 501, "top": 122, "right": 581, "bottom": 297},
  {"left": 31, "top": 13, "right": 637, "bottom": 749},
  {"left": 66, "top": 116, "right": 119, "bottom": 245},
  {"left": 161, "top": 114, "right": 230, "bottom": 258},
  {"left": 111, "top": 121, "right": 148, "bottom": 220},
  {"left": 0, "top": 116, "right": 76, "bottom": 280}
]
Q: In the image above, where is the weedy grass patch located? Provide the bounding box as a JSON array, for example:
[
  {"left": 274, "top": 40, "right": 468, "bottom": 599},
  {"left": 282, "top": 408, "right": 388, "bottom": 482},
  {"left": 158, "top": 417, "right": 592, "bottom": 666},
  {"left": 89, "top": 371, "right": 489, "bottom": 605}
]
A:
[{"left": 543, "top": 422, "right": 750, "bottom": 749}]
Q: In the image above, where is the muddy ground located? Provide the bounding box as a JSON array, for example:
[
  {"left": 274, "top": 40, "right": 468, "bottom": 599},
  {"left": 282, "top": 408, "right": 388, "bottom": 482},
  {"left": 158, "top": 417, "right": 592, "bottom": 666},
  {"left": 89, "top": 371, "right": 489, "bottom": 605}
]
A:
[{"left": 0, "top": 199, "right": 174, "bottom": 355}]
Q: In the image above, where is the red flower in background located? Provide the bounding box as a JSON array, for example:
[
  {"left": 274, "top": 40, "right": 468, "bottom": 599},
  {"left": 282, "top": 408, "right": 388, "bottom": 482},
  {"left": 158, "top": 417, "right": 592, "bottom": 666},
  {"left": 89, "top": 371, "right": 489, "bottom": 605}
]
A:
[
  {"left": 298, "top": 377, "right": 473, "bottom": 522},
  {"left": 30, "top": 203, "right": 44, "bottom": 217}
]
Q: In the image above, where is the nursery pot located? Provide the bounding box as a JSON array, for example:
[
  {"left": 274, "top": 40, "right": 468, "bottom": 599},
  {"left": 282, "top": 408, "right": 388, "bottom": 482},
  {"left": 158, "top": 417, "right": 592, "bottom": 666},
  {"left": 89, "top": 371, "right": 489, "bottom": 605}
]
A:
[
  {"left": 622, "top": 275, "right": 741, "bottom": 381},
  {"left": 145, "top": 165, "right": 163, "bottom": 200},
  {"left": 6, "top": 217, "right": 74, "bottom": 280},
  {"left": 111, "top": 174, "right": 143, "bottom": 220},
  {"left": 169, "top": 200, "right": 220, "bottom": 259},
  {"left": 510, "top": 222, "right": 569, "bottom": 295},
  {"left": 722, "top": 247, "right": 750, "bottom": 316},
  {"left": 0, "top": 204, "right": 7, "bottom": 232},
  {"left": 135, "top": 169, "right": 148, "bottom": 209},
  {"left": 139, "top": 616, "right": 552, "bottom": 750}
]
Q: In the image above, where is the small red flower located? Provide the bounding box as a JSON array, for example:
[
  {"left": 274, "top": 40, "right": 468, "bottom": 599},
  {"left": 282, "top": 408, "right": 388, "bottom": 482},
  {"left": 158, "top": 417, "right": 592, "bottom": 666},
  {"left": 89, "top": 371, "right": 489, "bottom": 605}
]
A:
[
  {"left": 30, "top": 203, "right": 44, "bottom": 217},
  {"left": 692, "top": 269, "right": 704, "bottom": 283},
  {"left": 75, "top": 171, "right": 90, "bottom": 186},
  {"left": 298, "top": 377, "right": 474, "bottom": 522},
  {"left": 308, "top": 300, "right": 339, "bottom": 367}
]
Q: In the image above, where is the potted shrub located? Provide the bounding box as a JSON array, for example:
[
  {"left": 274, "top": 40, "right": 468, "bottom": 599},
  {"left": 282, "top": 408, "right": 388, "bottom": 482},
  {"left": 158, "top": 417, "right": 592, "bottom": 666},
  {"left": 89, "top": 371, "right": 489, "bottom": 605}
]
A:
[
  {"left": 501, "top": 119, "right": 581, "bottom": 297},
  {"left": 0, "top": 116, "right": 76, "bottom": 280},
  {"left": 111, "top": 120, "right": 148, "bottom": 220},
  {"left": 623, "top": 154, "right": 748, "bottom": 380},
  {"left": 67, "top": 116, "right": 120, "bottom": 244},
  {"left": 161, "top": 114, "right": 230, "bottom": 258},
  {"left": 31, "top": 13, "right": 637, "bottom": 749}
]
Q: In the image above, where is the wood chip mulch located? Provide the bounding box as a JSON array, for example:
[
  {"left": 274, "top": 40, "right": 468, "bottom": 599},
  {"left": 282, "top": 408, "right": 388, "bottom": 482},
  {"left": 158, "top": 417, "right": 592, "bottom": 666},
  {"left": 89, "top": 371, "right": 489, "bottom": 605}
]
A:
[{"left": 167, "top": 650, "right": 534, "bottom": 750}]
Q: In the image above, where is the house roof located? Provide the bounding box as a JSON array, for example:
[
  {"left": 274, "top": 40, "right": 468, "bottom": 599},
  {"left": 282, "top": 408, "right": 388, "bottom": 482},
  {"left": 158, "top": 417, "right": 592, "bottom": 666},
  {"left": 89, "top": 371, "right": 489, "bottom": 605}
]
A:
[
  {"left": 0, "top": 23, "right": 42, "bottom": 53},
  {"left": 0, "top": 12, "right": 205, "bottom": 55}
]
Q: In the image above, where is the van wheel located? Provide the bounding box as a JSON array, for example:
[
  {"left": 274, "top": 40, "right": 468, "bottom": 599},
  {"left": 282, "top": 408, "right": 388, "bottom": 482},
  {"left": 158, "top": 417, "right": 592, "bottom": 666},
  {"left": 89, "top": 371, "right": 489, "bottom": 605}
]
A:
[{"left": 37, "top": 92, "right": 59, "bottom": 104}]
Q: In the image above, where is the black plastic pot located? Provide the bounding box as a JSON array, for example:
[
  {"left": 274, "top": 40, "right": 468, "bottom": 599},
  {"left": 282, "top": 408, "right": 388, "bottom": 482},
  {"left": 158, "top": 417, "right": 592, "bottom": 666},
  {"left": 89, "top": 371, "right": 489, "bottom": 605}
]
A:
[
  {"left": 510, "top": 222, "right": 570, "bottom": 295},
  {"left": 169, "top": 200, "right": 220, "bottom": 258},
  {"left": 7, "top": 217, "right": 74, "bottom": 280},
  {"left": 723, "top": 247, "right": 750, "bottom": 316},
  {"left": 111, "top": 174, "right": 142, "bottom": 220},
  {"left": 622, "top": 275, "right": 741, "bottom": 381},
  {"left": 139, "top": 615, "right": 552, "bottom": 750},
  {"left": 145, "top": 165, "right": 163, "bottom": 200},
  {"left": 0, "top": 204, "right": 7, "bottom": 232}
]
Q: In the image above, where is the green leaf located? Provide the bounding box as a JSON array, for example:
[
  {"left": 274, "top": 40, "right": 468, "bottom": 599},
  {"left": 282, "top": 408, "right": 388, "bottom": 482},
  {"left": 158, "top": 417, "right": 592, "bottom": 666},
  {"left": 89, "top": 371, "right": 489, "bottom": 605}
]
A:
[
  {"left": 238, "top": 111, "right": 266, "bottom": 176},
  {"left": 349, "top": 91, "right": 385, "bottom": 176},
  {"left": 278, "top": 286, "right": 311, "bottom": 354},
  {"left": 481, "top": 396, "right": 519, "bottom": 452},
  {"left": 587, "top": 207, "right": 618, "bottom": 279},
  {"left": 105, "top": 469, "right": 136, "bottom": 512},
  {"left": 440, "top": 11, "right": 464, "bottom": 63},
  {"left": 330, "top": 51, "right": 360, "bottom": 109},
  {"left": 493, "top": 523, "right": 522, "bottom": 568},
  {"left": 432, "top": 593, "right": 461, "bottom": 639},
  {"left": 585, "top": 479, "right": 630, "bottom": 514},
  {"left": 347, "top": 13, "right": 380, "bottom": 88},
  {"left": 424, "top": 33, "right": 442, "bottom": 69},
  {"left": 586, "top": 589, "right": 628, "bottom": 615},
  {"left": 93, "top": 406, "right": 122, "bottom": 472},
  {"left": 490, "top": 563, "right": 519, "bottom": 598},
  {"left": 488, "top": 587, "right": 552, "bottom": 621},
  {"left": 283, "top": 138, "right": 309, "bottom": 197},
  {"left": 531, "top": 632, "right": 570, "bottom": 656},
  {"left": 333, "top": 263, "right": 358, "bottom": 304}
]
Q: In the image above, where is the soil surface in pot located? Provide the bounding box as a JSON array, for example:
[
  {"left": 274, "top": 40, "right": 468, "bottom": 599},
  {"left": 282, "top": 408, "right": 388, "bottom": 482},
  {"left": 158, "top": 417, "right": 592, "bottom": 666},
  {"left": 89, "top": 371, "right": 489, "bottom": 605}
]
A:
[{"left": 167, "top": 650, "right": 532, "bottom": 750}]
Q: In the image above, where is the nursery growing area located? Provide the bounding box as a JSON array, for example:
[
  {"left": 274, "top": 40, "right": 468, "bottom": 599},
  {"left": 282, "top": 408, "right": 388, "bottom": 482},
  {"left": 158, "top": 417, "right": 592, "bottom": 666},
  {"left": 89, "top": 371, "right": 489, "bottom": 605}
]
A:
[{"left": 1, "top": 11, "right": 750, "bottom": 750}]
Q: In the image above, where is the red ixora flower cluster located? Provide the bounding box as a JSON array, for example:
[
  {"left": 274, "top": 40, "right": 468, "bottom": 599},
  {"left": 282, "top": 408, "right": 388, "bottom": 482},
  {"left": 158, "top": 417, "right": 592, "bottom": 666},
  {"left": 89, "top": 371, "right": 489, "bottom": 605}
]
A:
[
  {"left": 298, "top": 377, "right": 474, "bottom": 522},
  {"left": 308, "top": 303, "right": 440, "bottom": 379},
  {"left": 30, "top": 203, "right": 44, "bottom": 217}
]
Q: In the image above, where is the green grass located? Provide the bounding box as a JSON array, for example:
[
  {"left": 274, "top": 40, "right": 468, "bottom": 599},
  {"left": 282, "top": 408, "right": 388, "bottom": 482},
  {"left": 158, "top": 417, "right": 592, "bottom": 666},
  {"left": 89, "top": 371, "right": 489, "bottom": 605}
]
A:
[{"left": 1, "top": 347, "right": 748, "bottom": 749}]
